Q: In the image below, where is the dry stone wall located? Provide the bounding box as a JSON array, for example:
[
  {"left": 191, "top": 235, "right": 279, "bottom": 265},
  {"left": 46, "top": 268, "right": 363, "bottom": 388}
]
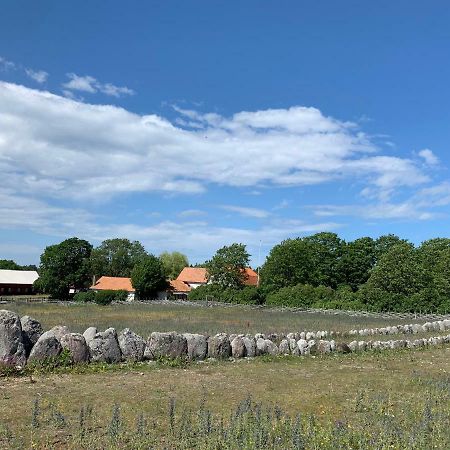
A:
[{"left": 1, "top": 309, "right": 450, "bottom": 368}]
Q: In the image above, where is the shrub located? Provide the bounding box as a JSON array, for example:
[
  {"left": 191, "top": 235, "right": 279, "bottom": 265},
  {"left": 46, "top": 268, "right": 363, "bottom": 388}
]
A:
[
  {"left": 266, "top": 284, "right": 334, "bottom": 308},
  {"left": 94, "top": 290, "right": 118, "bottom": 305},
  {"left": 114, "top": 290, "right": 129, "bottom": 302},
  {"left": 73, "top": 291, "right": 96, "bottom": 303}
]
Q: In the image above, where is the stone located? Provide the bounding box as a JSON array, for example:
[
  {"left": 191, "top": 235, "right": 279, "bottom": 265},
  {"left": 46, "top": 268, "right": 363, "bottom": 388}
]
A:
[
  {"left": 83, "top": 327, "right": 97, "bottom": 343},
  {"left": 305, "top": 331, "right": 316, "bottom": 340},
  {"left": 349, "top": 341, "right": 358, "bottom": 352},
  {"left": 88, "top": 328, "right": 122, "bottom": 363},
  {"left": 208, "top": 333, "right": 231, "bottom": 359},
  {"left": 279, "top": 339, "right": 290, "bottom": 355},
  {"left": 411, "top": 324, "right": 422, "bottom": 334},
  {"left": 256, "top": 337, "right": 267, "bottom": 356},
  {"left": 231, "top": 336, "right": 246, "bottom": 358},
  {"left": 28, "top": 330, "right": 62, "bottom": 363},
  {"left": 118, "top": 328, "right": 146, "bottom": 361},
  {"left": 183, "top": 333, "right": 208, "bottom": 360},
  {"left": 20, "top": 315, "right": 43, "bottom": 355},
  {"left": 243, "top": 335, "right": 256, "bottom": 357},
  {"left": 299, "top": 332, "right": 306, "bottom": 340},
  {"left": 0, "top": 310, "right": 27, "bottom": 366},
  {"left": 317, "top": 340, "right": 331, "bottom": 354},
  {"left": 357, "top": 341, "right": 367, "bottom": 352},
  {"left": 60, "top": 333, "right": 90, "bottom": 363},
  {"left": 389, "top": 326, "right": 398, "bottom": 335},
  {"left": 145, "top": 332, "right": 188, "bottom": 360},
  {"left": 49, "top": 325, "right": 70, "bottom": 341},
  {"left": 308, "top": 340, "right": 317, "bottom": 355},
  {"left": 297, "top": 339, "right": 309, "bottom": 355},
  {"left": 265, "top": 339, "right": 279, "bottom": 356}
]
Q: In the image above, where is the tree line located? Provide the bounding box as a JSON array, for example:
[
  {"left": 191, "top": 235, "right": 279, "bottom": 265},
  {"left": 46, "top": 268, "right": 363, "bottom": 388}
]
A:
[{"left": 9, "top": 232, "right": 450, "bottom": 313}]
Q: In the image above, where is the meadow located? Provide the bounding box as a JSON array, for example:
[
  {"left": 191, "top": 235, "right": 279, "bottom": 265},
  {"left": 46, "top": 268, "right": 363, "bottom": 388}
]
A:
[
  {"left": 3, "top": 300, "right": 428, "bottom": 337},
  {"left": 1, "top": 347, "right": 450, "bottom": 448}
]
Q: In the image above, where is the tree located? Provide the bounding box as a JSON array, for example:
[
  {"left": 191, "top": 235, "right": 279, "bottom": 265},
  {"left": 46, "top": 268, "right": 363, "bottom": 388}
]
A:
[
  {"left": 159, "top": 251, "right": 189, "bottom": 279},
  {"left": 90, "top": 238, "right": 148, "bottom": 278},
  {"left": 365, "top": 242, "right": 426, "bottom": 297},
  {"left": 302, "top": 232, "right": 345, "bottom": 288},
  {"left": 207, "top": 243, "right": 250, "bottom": 289},
  {"left": 338, "top": 237, "right": 376, "bottom": 291},
  {"left": 260, "top": 238, "right": 320, "bottom": 292},
  {"left": 35, "top": 237, "right": 92, "bottom": 299},
  {"left": 375, "top": 234, "right": 410, "bottom": 261},
  {"left": 0, "top": 259, "right": 21, "bottom": 270},
  {"left": 131, "top": 255, "right": 167, "bottom": 299}
]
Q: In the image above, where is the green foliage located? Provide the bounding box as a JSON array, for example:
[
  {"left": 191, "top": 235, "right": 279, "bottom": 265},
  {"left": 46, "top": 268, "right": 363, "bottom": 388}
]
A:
[
  {"left": 74, "top": 291, "right": 96, "bottom": 303},
  {"left": 266, "top": 284, "right": 335, "bottom": 308},
  {"left": 35, "top": 237, "right": 92, "bottom": 300},
  {"left": 90, "top": 238, "right": 148, "bottom": 278},
  {"left": 206, "top": 243, "right": 250, "bottom": 289},
  {"left": 0, "top": 259, "right": 21, "bottom": 270},
  {"left": 159, "top": 251, "right": 189, "bottom": 279},
  {"left": 131, "top": 255, "right": 167, "bottom": 299},
  {"left": 94, "top": 290, "right": 121, "bottom": 305},
  {"left": 188, "top": 284, "right": 265, "bottom": 305}
]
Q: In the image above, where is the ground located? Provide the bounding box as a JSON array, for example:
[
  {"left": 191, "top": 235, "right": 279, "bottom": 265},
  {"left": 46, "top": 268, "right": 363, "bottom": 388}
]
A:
[{"left": 1, "top": 300, "right": 450, "bottom": 448}]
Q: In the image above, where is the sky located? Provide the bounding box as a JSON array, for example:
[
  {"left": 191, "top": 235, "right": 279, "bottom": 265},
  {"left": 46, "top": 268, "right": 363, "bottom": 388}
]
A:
[{"left": 1, "top": 1, "right": 450, "bottom": 266}]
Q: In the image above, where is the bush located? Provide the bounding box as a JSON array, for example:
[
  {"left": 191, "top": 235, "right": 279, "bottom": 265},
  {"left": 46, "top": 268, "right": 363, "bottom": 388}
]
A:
[
  {"left": 73, "top": 291, "right": 96, "bottom": 303},
  {"left": 266, "top": 284, "right": 334, "bottom": 308},
  {"left": 94, "top": 290, "right": 120, "bottom": 305}
]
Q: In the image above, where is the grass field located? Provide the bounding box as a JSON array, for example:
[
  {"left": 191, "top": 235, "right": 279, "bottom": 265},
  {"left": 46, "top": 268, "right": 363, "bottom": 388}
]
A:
[
  {"left": 1, "top": 347, "right": 450, "bottom": 448},
  {"left": 2, "top": 300, "right": 427, "bottom": 337}
]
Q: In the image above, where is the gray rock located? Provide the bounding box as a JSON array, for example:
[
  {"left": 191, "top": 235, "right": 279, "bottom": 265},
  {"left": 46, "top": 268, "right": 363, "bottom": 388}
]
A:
[
  {"left": 184, "top": 333, "right": 208, "bottom": 360},
  {"left": 20, "top": 315, "right": 43, "bottom": 355},
  {"left": 243, "top": 335, "right": 256, "bottom": 357},
  {"left": 317, "top": 340, "right": 331, "bottom": 354},
  {"left": 88, "top": 328, "right": 122, "bottom": 363},
  {"left": 49, "top": 325, "right": 70, "bottom": 341},
  {"left": 308, "top": 340, "right": 317, "bottom": 355},
  {"left": 208, "top": 333, "right": 231, "bottom": 359},
  {"left": 231, "top": 336, "right": 246, "bottom": 358},
  {"left": 28, "top": 330, "right": 62, "bottom": 363},
  {"left": 358, "top": 341, "right": 367, "bottom": 352},
  {"left": 118, "top": 328, "right": 146, "bottom": 361},
  {"left": 145, "top": 332, "right": 188, "bottom": 360},
  {"left": 83, "top": 327, "right": 97, "bottom": 343},
  {"left": 297, "top": 339, "right": 309, "bottom": 355},
  {"left": 256, "top": 337, "right": 267, "bottom": 356},
  {"left": 349, "top": 341, "right": 358, "bottom": 352},
  {"left": 265, "top": 339, "right": 279, "bottom": 356},
  {"left": 60, "top": 333, "right": 89, "bottom": 363},
  {"left": 0, "top": 310, "right": 27, "bottom": 366},
  {"left": 279, "top": 339, "right": 290, "bottom": 355},
  {"left": 411, "top": 324, "right": 422, "bottom": 334}
]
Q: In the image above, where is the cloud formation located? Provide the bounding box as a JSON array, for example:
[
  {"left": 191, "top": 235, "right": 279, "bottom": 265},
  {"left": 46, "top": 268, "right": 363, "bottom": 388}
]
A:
[
  {"left": 0, "top": 82, "right": 429, "bottom": 203},
  {"left": 25, "top": 69, "right": 48, "bottom": 84},
  {"left": 62, "top": 73, "right": 135, "bottom": 97}
]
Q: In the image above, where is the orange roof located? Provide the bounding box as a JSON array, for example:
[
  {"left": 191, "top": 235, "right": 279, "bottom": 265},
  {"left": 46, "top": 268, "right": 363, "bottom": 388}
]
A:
[
  {"left": 169, "top": 279, "right": 191, "bottom": 293},
  {"left": 90, "top": 276, "right": 135, "bottom": 292},
  {"left": 177, "top": 267, "right": 208, "bottom": 284},
  {"left": 243, "top": 268, "right": 259, "bottom": 286}
]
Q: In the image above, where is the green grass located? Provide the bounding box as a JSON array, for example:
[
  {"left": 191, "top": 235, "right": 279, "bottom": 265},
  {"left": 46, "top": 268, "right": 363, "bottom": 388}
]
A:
[
  {"left": 1, "top": 346, "right": 450, "bottom": 448},
  {"left": 2, "top": 300, "right": 423, "bottom": 337}
]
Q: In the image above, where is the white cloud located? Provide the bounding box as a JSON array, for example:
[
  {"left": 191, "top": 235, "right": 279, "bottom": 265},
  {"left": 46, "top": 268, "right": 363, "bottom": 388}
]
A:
[
  {"left": 25, "top": 69, "right": 48, "bottom": 84},
  {"left": 418, "top": 148, "right": 439, "bottom": 166},
  {"left": 221, "top": 205, "right": 270, "bottom": 219},
  {"left": 62, "top": 73, "right": 134, "bottom": 97},
  {"left": 0, "top": 82, "right": 431, "bottom": 203},
  {"left": 178, "top": 209, "right": 207, "bottom": 218},
  {"left": 0, "top": 57, "right": 15, "bottom": 71}
]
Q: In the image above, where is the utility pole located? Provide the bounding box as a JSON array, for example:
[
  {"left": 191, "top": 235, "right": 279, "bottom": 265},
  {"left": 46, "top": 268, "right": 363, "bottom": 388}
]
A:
[{"left": 257, "top": 240, "right": 262, "bottom": 287}]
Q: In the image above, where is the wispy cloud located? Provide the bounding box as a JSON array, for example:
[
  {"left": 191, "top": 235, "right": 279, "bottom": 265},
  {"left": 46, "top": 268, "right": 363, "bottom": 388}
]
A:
[
  {"left": 25, "top": 69, "right": 48, "bottom": 84},
  {"left": 0, "top": 56, "right": 15, "bottom": 71},
  {"left": 418, "top": 148, "right": 439, "bottom": 166},
  {"left": 62, "top": 73, "right": 134, "bottom": 97},
  {"left": 178, "top": 209, "right": 207, "bottom": 218},
  {"left": 221, "top": 205, "right": 270, "bottom": 219}
]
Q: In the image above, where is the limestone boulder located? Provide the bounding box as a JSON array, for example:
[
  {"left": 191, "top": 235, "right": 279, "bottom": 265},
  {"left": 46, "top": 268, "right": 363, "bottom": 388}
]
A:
[
  {"left": 279, "top": 339, "right": 290, "bottom": 355},
  {"left": 242, "top": 335, "right": 256, "bottom": 357},
  {"left": 60, "top": 333, "right": 90, "bottom": 363},
  {"left": 144, "top": 332, "right": 188, "bottom": 360},
  {"left": 231, "top": 336, "right": 246, "bottom": 358},
  {"left": 20, "top": 315, "right": 43, "bottom": 355},
  {"left": 83, "top": 327, "right": 97, "bottom": 343},
  {"left": 28, "top": 330, "right": 62, "bottom": 363},
  {"left": 0, "top": 310, "right": 27, "bottom": 366},
  {"left": 118, "top": 328, "right": 146, "bottom": 362},
  {"left": 183, "top": 333, "right": 208, "bottom": 360},
  {"left": 88, "top": 328, "right": 122, "bottom": 363},
  {"left": 207, "top": 333, "right": 231, "bottom": 359}
]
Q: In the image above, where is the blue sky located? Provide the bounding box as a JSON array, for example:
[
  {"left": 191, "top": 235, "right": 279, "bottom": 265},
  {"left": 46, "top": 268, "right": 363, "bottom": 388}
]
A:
[{"left": 1, "top": 1, "right": 450, "bottom": 266}]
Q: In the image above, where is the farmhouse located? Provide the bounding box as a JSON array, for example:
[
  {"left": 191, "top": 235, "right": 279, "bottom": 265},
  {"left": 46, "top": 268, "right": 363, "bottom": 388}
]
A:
[
  {"left": 90, "top": 276, "right": 136, "bottom": 301},
  {"left": 0, "top": 269, "right": 39, "bottom": 296},
  {"left": 176, "top": 267, "right": 259, "bottom": 288}
]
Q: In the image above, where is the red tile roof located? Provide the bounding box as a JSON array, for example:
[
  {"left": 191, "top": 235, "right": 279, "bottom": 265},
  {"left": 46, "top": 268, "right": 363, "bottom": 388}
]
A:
[
  {"left": 169, "top": 279, "right": 191, "bottom": 293},
  {"left": 243, "top": 267, "right": 259, "bottom": 286},
  {"left": 90, "top": 276, "right": 134, "bottom": 292},
  {"left": 177, "top": 267, "right": 208, "bottom": 284}
]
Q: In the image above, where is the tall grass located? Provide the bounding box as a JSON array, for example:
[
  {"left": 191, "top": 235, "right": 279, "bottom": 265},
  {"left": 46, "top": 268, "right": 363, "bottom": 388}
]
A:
[{"left": 2, "top": 374, "right": 449, "bottom": 449}]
